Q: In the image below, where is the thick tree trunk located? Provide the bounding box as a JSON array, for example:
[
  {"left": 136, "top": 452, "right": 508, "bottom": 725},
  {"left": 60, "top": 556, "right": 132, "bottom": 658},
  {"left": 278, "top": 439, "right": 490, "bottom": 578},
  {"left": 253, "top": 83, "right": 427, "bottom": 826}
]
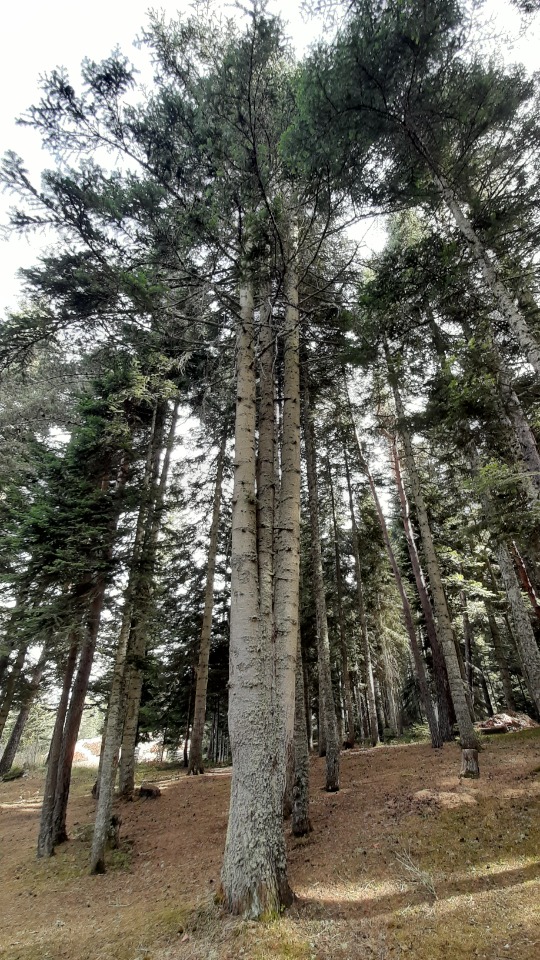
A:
[
  {"left": 327, "top": 461, "right": 355, "bottom": 747},
  {"left": 187, "top": 432, "right": 227, "bottom": 776},
  {"left": 460, "top": 590, "right": 474, "bottom": 697},
  {"left": 343, "top": 448, "right": 379, "bottom": 746},
  {"left": 389, "top": 369, "right": 479, "bottom": 771},
  {"left": 37, "top": 635, "right": 79, "bottom": 857},
  {"left": 0, "top": 647, "right": 47, "bottom": 776},
  {"left": 389, "top": 436, "right": 453, "bottom": 741},
  {"left": 303, "top": 379, "right": 340, "bottom": 791},
  {"left": 497, "top": 542, "right": 540, "bottom": 713},
  {"left": 221, "top": 279, "right": 291, "bottom": 917}
]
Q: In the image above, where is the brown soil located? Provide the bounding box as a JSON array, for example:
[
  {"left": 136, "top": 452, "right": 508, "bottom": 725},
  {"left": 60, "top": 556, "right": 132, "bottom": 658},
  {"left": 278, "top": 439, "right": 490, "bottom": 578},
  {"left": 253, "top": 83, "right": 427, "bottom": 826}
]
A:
[{"left": 1, "top": 730, "right": 539, "bottom": 960}]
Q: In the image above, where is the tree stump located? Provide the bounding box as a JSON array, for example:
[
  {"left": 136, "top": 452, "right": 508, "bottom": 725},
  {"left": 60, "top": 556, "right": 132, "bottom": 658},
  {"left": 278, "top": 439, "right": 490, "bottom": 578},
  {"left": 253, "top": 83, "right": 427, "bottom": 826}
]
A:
[{"left": 460, "top": 748, "right": 480, "bottom": 779}]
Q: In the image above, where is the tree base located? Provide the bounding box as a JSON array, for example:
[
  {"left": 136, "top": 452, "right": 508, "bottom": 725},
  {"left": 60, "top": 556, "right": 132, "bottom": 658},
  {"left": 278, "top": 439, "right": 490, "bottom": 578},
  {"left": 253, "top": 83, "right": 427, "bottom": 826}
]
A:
[{"left": 460, "top": 748, "right": 480, "bottom": 779}]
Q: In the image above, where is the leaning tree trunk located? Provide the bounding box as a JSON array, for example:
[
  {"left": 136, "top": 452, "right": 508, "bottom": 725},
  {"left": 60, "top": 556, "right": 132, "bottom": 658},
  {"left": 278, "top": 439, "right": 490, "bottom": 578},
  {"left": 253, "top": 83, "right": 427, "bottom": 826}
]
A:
[
  {"left": 303, "top": 378, "right": 340, "bottom": 791},
  {"left": 0, "top": 641, "right": 29, "bottom": 740},
  {"left": 389, "top": 435, "right": 454, "bottom": 741},
  {"left": 51, "top": 578, "right": 108, "bottom": 848},
  {"left": 91, "top": 407, "right": 161, "bottom": 874},
  {"left": 483, "top": 595, "right": 516, "bottom": 711},
  {"left": 511, "top": 542, "right": 540, "bottom": 623},
  {"left": 221, "top": 277, "right": 291, "bottom": 917},
  {"left": 496, "top": 542, "right": 540, "bottom": 714},
  {"left": 119, "top": 400, "right": 180, "bottom": 796},
  {"left": 187, "top": 431, "right": 227, "bottom": 776},
  {"left": 37, "top": 635, "right": 79, "bottom": 858},
  {"left": 343, "top": 447, "right": 379, "bottom": 746},
  {"left": 388, "top": 365, "right": 480, "bottom": 774},
  {"left": 327, "top": 461, "right": 355, "bottom": 747},
  {"left": 432, "top": 168, "right": 540, "bottom": 378},
  {"left": 0, "top": 646, "right": 47, "bottom": 776},
  {"left": 364, "top": 451, "right": 442, "bottom": 748}
]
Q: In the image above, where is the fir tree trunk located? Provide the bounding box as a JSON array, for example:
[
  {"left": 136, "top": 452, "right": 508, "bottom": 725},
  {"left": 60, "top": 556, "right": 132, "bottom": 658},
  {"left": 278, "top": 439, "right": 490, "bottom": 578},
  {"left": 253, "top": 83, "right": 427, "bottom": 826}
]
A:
[
  {"left": 365, "top": 453, "right": 442, "bottom": 748},
  {"left": 37, "top": 635, "right": 79, "bottom": 857},
  {"left": 187, "top": 431, "right": 227, "bottom": 776},
  {"left": 389, "top": 436, "right": 453, "bottom": 741},
  {"left": 0, "top": 647, "right": 47, "bottom": 776},
  {"left": 303, "top": 378, "right": 340, "bottom": 791},
  {"left": 434, "top": 171, "right": 540, "bottom": 377},
  {"left": 292, "top": 631, "right": 311, "bottom": 836},
  {"left": 0, "top": 641, "right": 29, "bottom": 739},
  {"left": 91, "top": 408, "right": 161, "bottom": 874},
  {"left": 327, "top": 461, "right": 355, "bottom": 747},
  {"left": 388, "top": 368, "right": 480, "bottom": 772},
  {"left": 52, "top": 578, "right": 108, "bottom": 846},
  {"left": 343, "top": 446, "right": 379, "bottom": 746},
  {"left": 511, "top": 542, "right": 540, "bottom": 623},
  {"left": 221, "top": 279, "right": 291, "bottom": 916},
  {"left": 119, "top": 401, "right": 178, "bottom": 796},
  {"left": 497, "top": 542, "right": 540, "bottom": 713},
  {"left": 484, "top": 597, "right": 516, "bottom": 711}
]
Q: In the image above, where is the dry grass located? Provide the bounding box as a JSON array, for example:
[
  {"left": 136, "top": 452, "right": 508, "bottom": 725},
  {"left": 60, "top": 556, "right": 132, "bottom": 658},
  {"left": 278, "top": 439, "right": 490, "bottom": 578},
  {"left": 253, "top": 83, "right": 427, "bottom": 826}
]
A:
[{"left": 1, "top": 730, "right": 539, "bottom": 960}]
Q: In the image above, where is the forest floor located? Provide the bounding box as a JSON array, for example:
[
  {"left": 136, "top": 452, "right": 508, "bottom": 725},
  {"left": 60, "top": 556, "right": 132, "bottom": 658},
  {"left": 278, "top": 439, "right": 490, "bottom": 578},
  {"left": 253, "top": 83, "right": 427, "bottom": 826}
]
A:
[{"left": 1, "top": 729, "right": 540, "bottom": 960}]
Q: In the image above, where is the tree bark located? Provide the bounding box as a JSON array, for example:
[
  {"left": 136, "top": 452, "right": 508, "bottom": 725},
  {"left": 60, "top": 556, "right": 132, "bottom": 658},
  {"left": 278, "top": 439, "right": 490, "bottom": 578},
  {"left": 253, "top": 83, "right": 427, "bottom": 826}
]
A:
[
  {"left": 303, "top": 378, "right": 340, "bottom": 791},
  {"left": 343, "top": 447, "right": 379, "bottom": 746},
  {"left": 0, "top": 647, "right": 47, "bottom": 776},
  {"left": 221, "top": 278, "right": 291, "bottom": 916},
  {"left": 435, "top": 171, "right": 540, "bottom": 377},
  {"left": 497, "top": 542, "right": 540, "bottom": 714},
  {"left": 187, "top": 430, "right": 227, "bottom": 775},
  {"left": 0, "top": 641, "right": 29, "bottom": 740},
  {"left": 37, "top": 635, "right": 79, "bottom": 857},
  {"left": 388, "top": 365, "right": 480, "bottom": 771},
  {"left": 389, "top": 435, "right": 454, "bottom": 740},
  {"left": 484, "top": 597, "right": 516, "bottom": 711},
  {"left": 91, "top": 406, "right": 161, "bottom": 873},
  {"left": 327, "top": 461, "right": 355, "bottom": 747},
  {"left": 119, "top": 400, "right": 180, "bottom": 796},
  {"left": 292, "top": 630, "right": 311, "bottom": 836}
]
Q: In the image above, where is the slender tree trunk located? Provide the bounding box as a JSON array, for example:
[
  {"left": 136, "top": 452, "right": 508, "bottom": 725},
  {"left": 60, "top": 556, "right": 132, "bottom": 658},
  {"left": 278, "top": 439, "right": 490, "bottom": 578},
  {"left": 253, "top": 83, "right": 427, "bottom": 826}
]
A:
[
  {"left": 388, "top": 366, "right": 480, "bottom": 772},
  {"left": 37, "top": 635, "right": 79, "bottom": 857},
  {"left": 274, "top": 248, "right": 302, "bottom": 809},
  {"left": 365, "top": 452, "right": 442, "bottom": 748},
  {"left": 187, "top": 432, "right": 227, "bottom": 775},
  {"left": 343, "top": 447, "right": 379, "bottom": 746},
  {"left": 0, "top": 641, "right": 29, "bottom": 739},
  {"left": 303, "top": 378, "right": 340, "bottom": 791},
  {"left": 460, "top": 591, "right": 474, "bottom": 696},
  {"left": 327, "top": 461, "right": 355, "bottom": 747},
  {"left": 497, "top": 542, "right": 540, "bottom": 713},
  {"left": 389, "top": 435, "right": 453, "bottom": 741},
  {"left": 221, "top": 278, "right": 291, "bottom": 916},
  {"left": 0, "top": 647, "right": 47, "bottom": 776},
  {"left": 511, "top": 542, "right": 540, "bottom": 623},
  {"left": 52, "top": 578, "right": 108, "bottom": 847},
  {"left": 119, "top": 401, "right": 179, "bottom": 796},
  {"left": 484, "top": 596, "right": 516, "bottom": 711},
  {"left": 434, "top": 171, "right": 540, "bottom": 377},
  {"left": 292, "top": 631, "right": 311, "bottom": 836},
  {"left": 91, "top": 409, "right": 161, "bottom": 874}
]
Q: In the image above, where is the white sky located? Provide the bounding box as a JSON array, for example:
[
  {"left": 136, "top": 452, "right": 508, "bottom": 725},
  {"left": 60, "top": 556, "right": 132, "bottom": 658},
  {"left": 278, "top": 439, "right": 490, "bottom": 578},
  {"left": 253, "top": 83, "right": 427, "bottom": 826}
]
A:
[{"left": 0, "top": 0, "right": 538, "bottom": 314}]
